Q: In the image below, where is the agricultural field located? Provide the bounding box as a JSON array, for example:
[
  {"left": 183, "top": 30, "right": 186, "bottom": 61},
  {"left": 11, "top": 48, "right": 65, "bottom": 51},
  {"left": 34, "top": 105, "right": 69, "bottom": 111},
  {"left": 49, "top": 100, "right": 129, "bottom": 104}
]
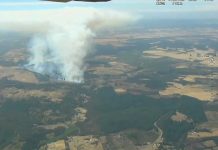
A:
[{"left": 0, "top": 21, "right": 217, "bottom": 150}]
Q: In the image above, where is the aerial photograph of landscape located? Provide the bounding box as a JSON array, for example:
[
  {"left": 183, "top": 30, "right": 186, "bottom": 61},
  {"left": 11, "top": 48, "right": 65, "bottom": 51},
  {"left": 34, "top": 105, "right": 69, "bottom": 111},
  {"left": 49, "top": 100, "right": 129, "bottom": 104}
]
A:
[{"left": 0, "top": 0, "right": 217, "bottom": 150}]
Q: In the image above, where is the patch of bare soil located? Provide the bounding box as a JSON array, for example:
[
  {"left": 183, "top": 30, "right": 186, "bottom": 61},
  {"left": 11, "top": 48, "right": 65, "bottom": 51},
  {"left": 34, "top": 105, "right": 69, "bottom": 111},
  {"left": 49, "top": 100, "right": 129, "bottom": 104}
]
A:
[
  {"left": 187, "top": 129, "right": 218, "bottom": 139},
  {"left": 0, "top": 87, "right": 65, "bottom": 102},
  {"left": 68, "top": 136, "right": 104, "bottom": 150},
  {"left": 88, "top": 61, "right": 135, "bottom": 76},
  {"left": 114, "top": 88, "right": 127, "bottom": 94},
  {"left": 159, "top": 82, "right": 216, "bottom": 101},
  {"left": 175, "top": 74, "right": 218, "bottom": 83},
  {"left": 1, "top": 48, "right": 27, "bottom": 63},
  {"left": 143, "top": 48, "right": 217, "bottom": 67},
  {"left": 0, "top": 66, "right": 39, "bottom": 83},
  {"left": 171, "top": 111, "right": 193, "bottom": 123},
  {"left": 47, "top": 140, "right": 66, "bottom": 150}
]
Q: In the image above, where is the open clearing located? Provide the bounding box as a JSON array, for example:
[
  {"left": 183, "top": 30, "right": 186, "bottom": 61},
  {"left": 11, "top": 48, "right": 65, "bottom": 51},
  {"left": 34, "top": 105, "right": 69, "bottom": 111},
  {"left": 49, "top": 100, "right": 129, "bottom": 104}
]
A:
[
  {"left": 47, "top": 140, "right": 66, "bottom": 150},
  {"left": 188, "top": 129, "right": 218, "bottom": 139},
  {"left": 171, "top": 111, "right": 191, "bottom": 122},
  {"left": 143, "top": 48, "right": 218, "bottom": 67},
  {"left": 0, "top": 66, "right": 39, "bottom": 83},
  {"left": 1, "top": 48, "right": 27, "bottom": 63},
  {"left": 0, "top": 87, "right": 65, "bottom": 102},
  {"left": 88, "top": 61, "right": 135, "bottom": 76},
  {"left": 68, "top": 136, "right": 104, "bottom": 150},
  {"left": 159, "top": 82, "right": 216, "bottom": 101},
  {"left": 175, "top": 74, "right": 218, "bottom": 83}
]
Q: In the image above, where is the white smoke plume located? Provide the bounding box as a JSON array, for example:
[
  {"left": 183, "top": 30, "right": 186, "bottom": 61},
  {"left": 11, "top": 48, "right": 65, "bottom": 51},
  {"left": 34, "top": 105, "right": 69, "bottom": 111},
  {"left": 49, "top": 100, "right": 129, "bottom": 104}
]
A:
[{"left": 0, "top": 8, "right": 134, "bottom": 83}]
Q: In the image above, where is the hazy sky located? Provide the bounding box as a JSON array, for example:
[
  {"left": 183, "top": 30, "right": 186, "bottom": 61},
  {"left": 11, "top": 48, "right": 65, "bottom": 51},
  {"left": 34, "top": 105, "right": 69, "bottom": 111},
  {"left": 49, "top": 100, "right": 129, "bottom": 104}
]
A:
[
  {"left": 0, "top": 0, "right": 217, "bottom": 82},
  {"left": 0, "top": 0, "right": 218, "bottom": 19}
]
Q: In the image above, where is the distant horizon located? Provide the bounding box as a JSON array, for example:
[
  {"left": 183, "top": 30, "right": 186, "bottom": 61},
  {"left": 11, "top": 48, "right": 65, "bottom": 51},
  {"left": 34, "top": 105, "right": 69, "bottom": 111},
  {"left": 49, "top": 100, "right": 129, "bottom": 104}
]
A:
[{"left": 0, "top": 0, "right": 218, "bottom": 20}]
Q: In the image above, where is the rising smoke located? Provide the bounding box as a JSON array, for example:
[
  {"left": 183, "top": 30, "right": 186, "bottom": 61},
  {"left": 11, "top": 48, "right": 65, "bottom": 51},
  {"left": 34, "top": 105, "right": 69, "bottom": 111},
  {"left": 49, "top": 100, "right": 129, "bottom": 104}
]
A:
[{"left": 0, "top": 8, "right": 135, "bottom": 83}]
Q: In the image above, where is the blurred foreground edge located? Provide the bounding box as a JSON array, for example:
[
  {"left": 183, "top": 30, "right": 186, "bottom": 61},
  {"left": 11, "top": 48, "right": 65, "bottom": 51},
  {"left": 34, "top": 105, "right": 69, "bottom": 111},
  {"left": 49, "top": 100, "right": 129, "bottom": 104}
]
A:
[{"left": 42, "top": 0, "right": 111, "bottom": 2}]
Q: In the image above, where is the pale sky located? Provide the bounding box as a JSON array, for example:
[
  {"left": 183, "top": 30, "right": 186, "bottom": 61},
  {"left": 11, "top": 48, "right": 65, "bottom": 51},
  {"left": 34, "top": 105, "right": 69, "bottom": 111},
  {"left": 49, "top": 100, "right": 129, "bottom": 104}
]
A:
[{"left": 0, "top": 0, "right": 218, "bottom": 19}]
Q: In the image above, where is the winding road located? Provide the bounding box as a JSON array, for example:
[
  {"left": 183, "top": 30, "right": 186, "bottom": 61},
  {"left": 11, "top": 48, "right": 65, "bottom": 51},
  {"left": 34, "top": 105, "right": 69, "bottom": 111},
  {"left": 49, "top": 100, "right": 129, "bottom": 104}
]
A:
[{"left": 139, "top": 118, "right": 164, "bottom": 150}]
